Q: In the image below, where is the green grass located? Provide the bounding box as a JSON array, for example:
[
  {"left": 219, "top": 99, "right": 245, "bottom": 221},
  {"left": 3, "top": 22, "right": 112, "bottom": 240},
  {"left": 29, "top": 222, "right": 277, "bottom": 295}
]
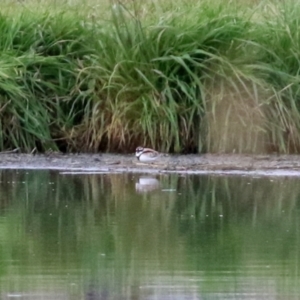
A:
[{"left": 0, "top": 0, "right": 300, "bottom": 153}]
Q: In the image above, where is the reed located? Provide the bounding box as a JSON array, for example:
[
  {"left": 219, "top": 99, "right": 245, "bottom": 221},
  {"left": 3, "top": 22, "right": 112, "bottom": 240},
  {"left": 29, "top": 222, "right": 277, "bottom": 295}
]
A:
[{"left": 0, "top": 0, "right": 300, "bottom": 153}]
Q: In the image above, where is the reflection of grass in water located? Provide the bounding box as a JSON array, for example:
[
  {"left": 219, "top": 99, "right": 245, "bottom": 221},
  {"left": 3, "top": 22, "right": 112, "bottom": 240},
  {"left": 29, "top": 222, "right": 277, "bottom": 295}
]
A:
[
  {"left": 0, "top": 171, "right": 187, "bottom": 295},
  {"left": 0, "top": 171, "right": 300, "bottom": 296},
  {"left": 176, "top": 175, "right": 300, "bottom": 221},
  {"left": 175, "top": 175, "right": 300, "bottom": 293}
]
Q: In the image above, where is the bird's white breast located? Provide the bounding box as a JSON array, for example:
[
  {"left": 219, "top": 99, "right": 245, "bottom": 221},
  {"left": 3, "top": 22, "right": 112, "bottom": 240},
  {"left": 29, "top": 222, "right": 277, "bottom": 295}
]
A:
[{"left": 138, "top": 153, "right": 158, "bottom": 162}]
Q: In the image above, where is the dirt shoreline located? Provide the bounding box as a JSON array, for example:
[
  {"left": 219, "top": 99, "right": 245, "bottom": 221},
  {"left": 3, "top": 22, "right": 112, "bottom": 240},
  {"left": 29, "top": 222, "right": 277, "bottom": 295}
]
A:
[{"left": 0, "top": 153, "right": 300, "bottom": 176}]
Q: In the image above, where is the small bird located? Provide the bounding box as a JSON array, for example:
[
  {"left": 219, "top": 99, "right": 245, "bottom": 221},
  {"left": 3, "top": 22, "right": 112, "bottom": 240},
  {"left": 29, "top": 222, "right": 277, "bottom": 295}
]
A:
[{"left": 135, "top": 146, "right": 160, "bottom": 163}]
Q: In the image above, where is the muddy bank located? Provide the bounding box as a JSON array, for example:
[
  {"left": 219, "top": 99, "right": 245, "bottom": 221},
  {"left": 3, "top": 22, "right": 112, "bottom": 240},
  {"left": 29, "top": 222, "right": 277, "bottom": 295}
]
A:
[{"left": 0, "top": 152, "right": 300, "bottom": 176}]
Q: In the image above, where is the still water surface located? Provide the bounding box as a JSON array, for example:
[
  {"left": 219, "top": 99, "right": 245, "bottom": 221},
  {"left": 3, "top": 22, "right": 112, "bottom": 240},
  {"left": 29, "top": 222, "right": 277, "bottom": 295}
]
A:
[{"left": 0, "top": 170, "right": 299, "bottom": 299}]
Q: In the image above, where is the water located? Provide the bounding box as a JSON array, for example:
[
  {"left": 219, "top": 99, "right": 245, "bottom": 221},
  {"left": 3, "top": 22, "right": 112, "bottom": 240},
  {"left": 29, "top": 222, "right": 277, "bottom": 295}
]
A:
[{"left": 0, "top": 170, "right": 299, "bottom": 299}]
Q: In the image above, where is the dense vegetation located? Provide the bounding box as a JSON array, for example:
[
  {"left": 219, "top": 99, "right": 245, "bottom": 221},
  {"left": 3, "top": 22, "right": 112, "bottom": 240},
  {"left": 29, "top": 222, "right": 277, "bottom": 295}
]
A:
[{"left": 0, "top": 0, "right": 300, "bottom": 154}]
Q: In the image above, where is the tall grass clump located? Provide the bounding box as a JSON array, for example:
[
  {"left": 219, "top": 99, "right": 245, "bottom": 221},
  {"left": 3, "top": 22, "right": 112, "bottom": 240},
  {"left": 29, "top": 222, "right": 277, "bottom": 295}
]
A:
[
  {"left": 1, "top": 0, "right": 300, "bottom": 153},
  {"left": 0, "top": 9, "right": 98, "bottom": 152},
  {"left": 251, "top": 1, "right": 300, "bottom": 153},
  {"left": 73, "top": 1, "right": 257, "bottom": 153}
]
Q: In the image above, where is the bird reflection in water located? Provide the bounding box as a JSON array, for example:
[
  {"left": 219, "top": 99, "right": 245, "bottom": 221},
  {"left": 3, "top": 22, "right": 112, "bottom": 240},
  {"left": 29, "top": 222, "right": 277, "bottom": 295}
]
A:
[{"left": 135, "top": 177, "right": 160, "bottom": 193}]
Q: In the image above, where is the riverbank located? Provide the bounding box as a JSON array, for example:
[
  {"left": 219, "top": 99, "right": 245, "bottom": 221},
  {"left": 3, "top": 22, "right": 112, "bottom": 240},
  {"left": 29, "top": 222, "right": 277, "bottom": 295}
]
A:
[{"left": 1, "top": 153, "right": 300, "bottom": 176}]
